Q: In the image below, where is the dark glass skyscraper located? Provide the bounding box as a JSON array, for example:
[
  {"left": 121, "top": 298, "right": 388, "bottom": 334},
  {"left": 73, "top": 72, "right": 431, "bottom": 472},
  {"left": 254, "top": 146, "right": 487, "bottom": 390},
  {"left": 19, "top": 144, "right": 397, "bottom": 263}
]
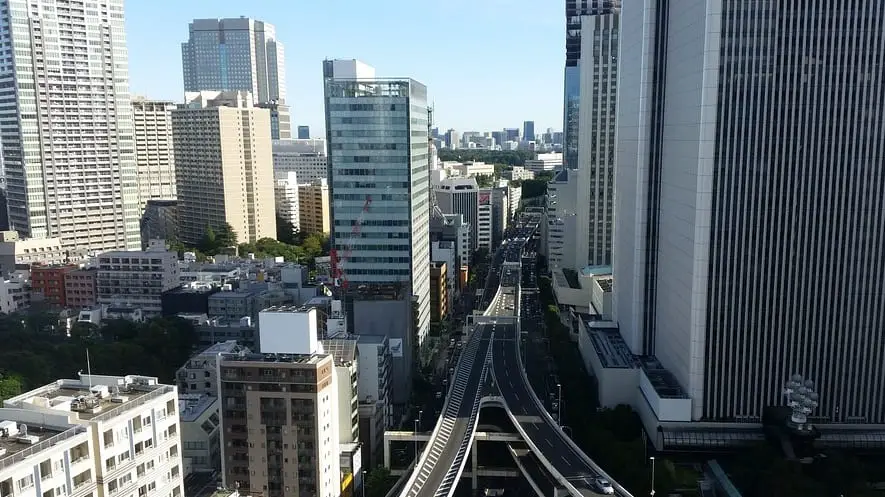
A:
[{"left": 617, "top": 1, "right": 885, "bottom": 424}]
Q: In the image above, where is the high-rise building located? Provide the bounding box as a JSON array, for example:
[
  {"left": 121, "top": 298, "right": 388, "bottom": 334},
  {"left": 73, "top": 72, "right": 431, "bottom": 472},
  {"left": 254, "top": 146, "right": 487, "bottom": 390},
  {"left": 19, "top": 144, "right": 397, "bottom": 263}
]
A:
[
  {"left": 444, "top": 129, "right": 460, "bottom": 149},
  {"left": 132, "top": 97, "right": 177, "bottom": 213},
  {"left": 0, "top": 0, "right": 140, "bottom": 251},
  {"left": 3, "top": 373, "right": 185, "bottom": 497},
  {"left": 576, "top": 10, "right": 619, "bottom": 266},
  {"left": 256, "top": 101, "right": 292, "bottom": 140},
  {"left": 616, "top": 1, "right": 885, "bottom": 426},
  {"left": 272, "top": 139, "right": 328, "bottom": 183},
  {"left": 298, "top": 178, "right": 331, "bottom": 235},
  {"left": 564, "top": 1, "right": 621, "bottom": 169},
  {"left": 298, "top": 125, "right": 311, "bottom": 139},
  {"left": 325, "top": 66, "right": 431, "bottom": 344},
  {"left": 523, "top": 121, "right": 535, "bottom": 142},
  {"left": 274, "top": 171, "right": 301, "bottom": 232},
  {"left": 172, "top": 91, "right": 276, "bottom": 245},
  {"left": 503, "top": 128, "right": 521, "bottom": 142},
  {"left": 181, "top": 18, "right": 286, "bottom": 105},
  {"left": 433, "top": 177, "right": 479, "bottom": 250}
]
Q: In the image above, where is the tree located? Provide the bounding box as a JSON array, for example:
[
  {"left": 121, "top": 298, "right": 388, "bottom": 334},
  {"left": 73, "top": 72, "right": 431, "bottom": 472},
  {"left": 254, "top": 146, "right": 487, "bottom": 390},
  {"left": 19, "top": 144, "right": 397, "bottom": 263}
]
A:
[
  {"left": 475, "top": 174, "right": 493, "bottom": 188},
  {"left": 199, "top": 223, "right": 238, "bottom": 255},
  {"left": 365, "top": 467, "right": 394, "bottom": 497},
  {"left": 521, "top": 178, "right": 548, "bottom": 199},
  {"left": 215, "top": 222, "right": 238, "bottom": 249},
  {"left": 0, "top": 374, "right": 22, "bottom": 402}
]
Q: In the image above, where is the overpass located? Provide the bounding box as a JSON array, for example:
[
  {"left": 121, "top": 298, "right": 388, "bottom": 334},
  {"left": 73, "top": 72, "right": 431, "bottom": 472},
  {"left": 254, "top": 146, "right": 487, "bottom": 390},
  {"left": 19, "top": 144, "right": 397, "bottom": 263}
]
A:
[{"left": 397, "top": 213, "right": 633, "bottom": 497}]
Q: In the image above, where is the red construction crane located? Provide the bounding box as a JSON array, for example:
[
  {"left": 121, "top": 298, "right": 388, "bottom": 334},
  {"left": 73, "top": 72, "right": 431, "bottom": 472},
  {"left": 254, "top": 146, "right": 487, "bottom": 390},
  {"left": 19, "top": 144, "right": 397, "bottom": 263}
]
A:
[{"left": 330, "top": 195, "right": 372, "bottom": 289}]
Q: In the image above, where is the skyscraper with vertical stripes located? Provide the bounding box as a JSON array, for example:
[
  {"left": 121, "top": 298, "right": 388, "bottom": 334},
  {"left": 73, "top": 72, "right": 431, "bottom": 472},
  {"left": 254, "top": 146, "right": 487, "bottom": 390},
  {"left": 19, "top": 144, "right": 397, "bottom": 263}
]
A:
[{"left": 616, "top": 1, "right": 885, "bottom": 424}]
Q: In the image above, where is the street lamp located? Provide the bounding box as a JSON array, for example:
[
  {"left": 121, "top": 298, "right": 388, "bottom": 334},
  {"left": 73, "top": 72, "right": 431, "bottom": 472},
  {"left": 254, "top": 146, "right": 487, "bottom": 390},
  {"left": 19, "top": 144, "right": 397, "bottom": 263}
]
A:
[
  {"left": 556, "top": 383, "right": 563, "bottom": 426},
  {"left": 414, "top": 410, "right": 423, "bottom": 461},
  {"left": 361, "top": 470, "right": 367, "bottom": 497},
  {"left": 649, "top": 456, "right": 656, "bottom": 496}
]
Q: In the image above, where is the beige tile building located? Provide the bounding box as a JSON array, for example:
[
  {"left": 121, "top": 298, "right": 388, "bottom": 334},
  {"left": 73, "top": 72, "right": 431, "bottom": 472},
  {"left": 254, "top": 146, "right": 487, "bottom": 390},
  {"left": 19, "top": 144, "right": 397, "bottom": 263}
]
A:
[
  {"left": 172, "top": 91, "right": 275, "bottom": 246},
  {"left": 132, "top": 97, "right": 177, "bottom": 213},
  {"left": 297, "top": 178, "right": 330, "bottom": 235},
  {"left": 218, "top": 353, "right": 341, "bottom": 497}
]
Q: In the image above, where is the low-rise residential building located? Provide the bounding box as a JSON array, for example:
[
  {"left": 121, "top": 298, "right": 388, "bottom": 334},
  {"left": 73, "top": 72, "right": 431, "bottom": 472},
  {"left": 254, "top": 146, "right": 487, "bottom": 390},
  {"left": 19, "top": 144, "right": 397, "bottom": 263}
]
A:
[
  {"left": 3, "top": 373, "right": 185, "bottom": 497},
  {"left": 431, "top": 241, "right": 458, "bottom": 307},
  {"left": 96, "top": 239, "right": 180, "bottom": 317},
  {"left": 30, "top": 265, "right": 77, "bottom": 307},
  {"left": 502, "top": 166, "right": 535, "bottom": 181},
  {"left": 0, "top": 275, "right": 29, "bottom": 314},
  {"left": 356, "top": 334, "right": 392, "bottom": 469},
  {"left": 64, "top": 268, "right": 98, "bottom": 309},
  {"left": 524, "top": 152, "right": 563, "bottom": 173},
  {"left": 0, "top": 232, "right": 69, "bottom": 276}
]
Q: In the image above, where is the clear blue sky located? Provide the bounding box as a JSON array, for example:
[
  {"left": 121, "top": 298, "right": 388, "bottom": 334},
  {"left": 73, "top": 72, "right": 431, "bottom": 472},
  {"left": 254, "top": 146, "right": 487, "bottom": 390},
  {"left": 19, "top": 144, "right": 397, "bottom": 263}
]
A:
[{"left": 125, "top": 0, "right": 565, "bottom": 135}]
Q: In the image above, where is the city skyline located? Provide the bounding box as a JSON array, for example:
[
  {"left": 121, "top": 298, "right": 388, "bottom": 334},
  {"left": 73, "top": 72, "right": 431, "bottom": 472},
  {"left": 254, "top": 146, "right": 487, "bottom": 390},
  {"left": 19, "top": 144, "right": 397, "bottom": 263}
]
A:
[{"left": 124, "top": 0, "right": 564, "bottom": 134}]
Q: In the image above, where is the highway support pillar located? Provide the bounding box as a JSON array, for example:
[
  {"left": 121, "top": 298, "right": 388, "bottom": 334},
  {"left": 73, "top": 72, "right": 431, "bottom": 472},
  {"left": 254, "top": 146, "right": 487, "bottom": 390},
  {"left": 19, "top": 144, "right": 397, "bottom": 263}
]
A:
[
  {"left": 384, "top": 440, "right": 391, "bottom": 468},
  {"left": 471, "top": 439, "right": 479, "bottom": 490}
]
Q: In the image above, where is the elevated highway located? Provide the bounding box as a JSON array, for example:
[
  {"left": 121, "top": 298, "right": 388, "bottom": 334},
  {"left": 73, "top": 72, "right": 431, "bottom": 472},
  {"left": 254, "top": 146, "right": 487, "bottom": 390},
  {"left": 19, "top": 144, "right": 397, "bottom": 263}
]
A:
[{"left": 398, "top": 213, "right": 632, "bottom": 497}]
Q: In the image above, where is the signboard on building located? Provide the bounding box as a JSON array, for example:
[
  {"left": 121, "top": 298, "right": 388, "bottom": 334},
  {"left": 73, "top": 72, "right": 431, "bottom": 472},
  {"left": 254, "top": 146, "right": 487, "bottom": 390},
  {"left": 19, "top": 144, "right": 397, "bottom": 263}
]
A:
[
  {"left": 479, "top": 192, "right": 491, "bottom": 206},
  {"left": 389, "top": 338, "right": 404, "bottom": 358}
]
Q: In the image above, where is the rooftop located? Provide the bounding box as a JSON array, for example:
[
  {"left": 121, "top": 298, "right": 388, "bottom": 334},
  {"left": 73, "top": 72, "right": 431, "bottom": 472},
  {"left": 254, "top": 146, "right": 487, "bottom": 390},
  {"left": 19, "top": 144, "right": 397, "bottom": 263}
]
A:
[
  {"left": 4, "top": 375, "right": 175, "bottom": 422},
  {"left": 0, "top": 412, "right": 88, "bottom": 472},
  {"left": 640, "top": 356, "right": 690, "bottom": 399},
  {"left": 261, "top": 304, "right": 315, "bottom": 314},
  {"left": 178, "top": 394, "right": 218, "bottom": 423},
  {"left": 221, "top": 352, "right": 328, "bottom": 366},
  {"left": 585, "top": 322, "right": 636, "bottom": 369},
  {"left": 596, "top": 276, "right": 613, "bottom": 293},
  {"left": 357, "top": 334, "right": 387, "bottom": 345},
  {"left": 320, "top": 339, "right": 358, "bottom": 366}
]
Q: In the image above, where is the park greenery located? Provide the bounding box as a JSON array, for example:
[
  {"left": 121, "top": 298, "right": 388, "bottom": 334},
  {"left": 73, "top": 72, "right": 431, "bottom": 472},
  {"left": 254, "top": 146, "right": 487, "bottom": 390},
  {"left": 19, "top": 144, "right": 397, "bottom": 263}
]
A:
[
  {"left": 0, "top": 313, "right": 198, "bottom": 400},
  {"left": 437, "top": 148, "right": 535, "bottom": 167},
  {"left": 168, "top": 220, "right": 329, "bottom": 268}
]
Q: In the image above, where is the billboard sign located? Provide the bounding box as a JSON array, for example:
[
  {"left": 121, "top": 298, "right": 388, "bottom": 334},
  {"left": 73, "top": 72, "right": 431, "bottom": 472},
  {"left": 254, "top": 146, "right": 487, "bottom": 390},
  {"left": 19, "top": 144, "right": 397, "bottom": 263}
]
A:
[{"left": 389, "top": 338, "right": 404, "bottom": 358}]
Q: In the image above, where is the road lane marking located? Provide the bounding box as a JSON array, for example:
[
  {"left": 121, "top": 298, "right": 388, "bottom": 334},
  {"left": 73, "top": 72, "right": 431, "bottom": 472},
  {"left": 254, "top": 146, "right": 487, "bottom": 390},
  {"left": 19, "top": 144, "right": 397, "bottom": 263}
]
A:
[{"left": 546, "top": 439, "right": 554, "bottom": 447}]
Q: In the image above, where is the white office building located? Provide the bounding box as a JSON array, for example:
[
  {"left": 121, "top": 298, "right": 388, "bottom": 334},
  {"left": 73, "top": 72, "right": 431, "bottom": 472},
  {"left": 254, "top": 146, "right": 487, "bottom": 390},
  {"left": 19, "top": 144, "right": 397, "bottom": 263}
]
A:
[
  {"left": 272, "top": 139, "right": 328, "bottom": 183},
  {"left": 324, "top": 64, "right": 431, "bottom": 344},
  {"left": 2, "top": 374, "right": 184, "bottom": 497},
  {"left": 433, "top": 177, "right": 479, "bottom": 248},
  {"left": 0, "top": 0, "right": 140, "bottom": 251},
  {"left": 524, "top": 153, "right": 563, "bottom": 173},
  {"left": 576, "top": 10, "right": 619, "bottom": 266}
]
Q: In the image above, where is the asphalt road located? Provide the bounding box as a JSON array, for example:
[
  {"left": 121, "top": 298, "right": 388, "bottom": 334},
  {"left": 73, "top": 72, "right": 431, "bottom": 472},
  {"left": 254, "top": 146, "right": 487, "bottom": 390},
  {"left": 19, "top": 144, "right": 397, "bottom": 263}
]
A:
[{"left": 405, "top": 325, "right": 494, "bottom": 497}]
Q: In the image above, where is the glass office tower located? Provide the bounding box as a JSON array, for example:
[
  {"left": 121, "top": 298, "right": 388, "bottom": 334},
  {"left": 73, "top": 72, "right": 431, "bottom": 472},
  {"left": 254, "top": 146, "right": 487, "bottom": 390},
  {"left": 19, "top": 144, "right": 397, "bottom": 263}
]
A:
[{"left": 324, "top": 77, "right": 431, "bottom": 345}]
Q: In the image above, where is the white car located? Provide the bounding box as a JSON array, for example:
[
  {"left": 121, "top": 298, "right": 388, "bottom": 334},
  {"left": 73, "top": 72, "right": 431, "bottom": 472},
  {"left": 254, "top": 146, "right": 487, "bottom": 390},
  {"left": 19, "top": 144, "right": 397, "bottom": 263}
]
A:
[{"left": 590, "top": 477, "right": 614, "bottom": 495}]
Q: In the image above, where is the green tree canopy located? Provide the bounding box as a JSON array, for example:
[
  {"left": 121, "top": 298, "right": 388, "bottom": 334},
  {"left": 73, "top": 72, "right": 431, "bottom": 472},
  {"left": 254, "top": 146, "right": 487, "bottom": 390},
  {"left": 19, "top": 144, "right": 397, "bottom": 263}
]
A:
[{"left": 437, "top": 148, "right": 535, "bottom": 166}]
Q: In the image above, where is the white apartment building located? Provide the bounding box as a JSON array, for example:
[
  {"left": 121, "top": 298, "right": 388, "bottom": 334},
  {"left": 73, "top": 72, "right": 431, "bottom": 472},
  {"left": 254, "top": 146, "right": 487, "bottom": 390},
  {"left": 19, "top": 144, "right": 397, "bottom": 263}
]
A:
[
  {"left": 272, "top": 139, "right": 328, "bottom": 183},
  {"left": 96, "top": 239, "right": 180, "bottom": 316},
  {"left": 443, "top": 161, "right": 495, "bottom": 178},
  {"left": 132, "top": 97, "right": 177, "bottom": 214},
  {"left": 2, "top": 374, "right": 184, "bottom": 497},
  {"left": 503, "top": 166, "right": 536, "bottom": 181},
  {"left": 524, "top": 153, "right": 563, "bottom": 173},
  {"left": 172, "top": 91, "right": 276, "bottom": 245},
  {"left": 0, "top": 275, "right": 29, "bottom": 314},
  {"left": 0, "top": 232, "right": 68, "bottom": 275},
  {"left": 0, "top": 0, "right": 140, "bottom": 252},
  {"left": 273, "top": 171, "right": 301, "bottom": 233}
]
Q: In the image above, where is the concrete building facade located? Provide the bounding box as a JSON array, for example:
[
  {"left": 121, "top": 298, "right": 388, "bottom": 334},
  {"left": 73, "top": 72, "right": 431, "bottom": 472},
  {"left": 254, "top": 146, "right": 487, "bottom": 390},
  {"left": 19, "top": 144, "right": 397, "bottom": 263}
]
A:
[
  {"left": 132, "top": 97, "right": 177, "bottom": 213},
  {"left": 272, "top": 139, "right": 328, "bottom": 183},
  {"left": 96, "top": 239, "right": 181, "bottom": 316},
  {"left": 0, "top": 0, "right": 141, "bottom": 252},
  {"left": 274, "top": 171, "right": 301, "bottom": 233},
  {"left": 172, "top": 91, "right": 276, "bottom": 245},
  {"left": 298, "top": 178, "right": 330, "bottom": 235}
]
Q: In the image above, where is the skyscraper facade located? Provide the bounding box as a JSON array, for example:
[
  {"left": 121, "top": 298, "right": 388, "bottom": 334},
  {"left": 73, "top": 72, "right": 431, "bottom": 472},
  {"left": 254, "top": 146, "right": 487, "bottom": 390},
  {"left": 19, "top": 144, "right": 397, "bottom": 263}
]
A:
[
  {"left": 298, "top": 125, "right": 311, "bottom": 139},
  {"left": 0, "top": 0, "right": 140, "bottom": 251},
  {"left": 523, "top": 120, "right": 535, "bottom": 142},
  {"left": 181, "top": 18, "right": 290, "bottom": 137},
  {"left": 325, "top": 71, "right": 431, "bottom": 344},
  {"left": 564, "top": 1, "right": 621, "bottom": 169},
  {"left": 132, "top": 97, "right": 177, "bottom": 213},
  {"left": 576, "top": 10, "right": 619, "bottom": 266},
  {"left": 172, "top": 91, "right": 276, "bottom": 245},
  {"left": 616, "top": 1, "right": 885, "bottom": 424}
]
